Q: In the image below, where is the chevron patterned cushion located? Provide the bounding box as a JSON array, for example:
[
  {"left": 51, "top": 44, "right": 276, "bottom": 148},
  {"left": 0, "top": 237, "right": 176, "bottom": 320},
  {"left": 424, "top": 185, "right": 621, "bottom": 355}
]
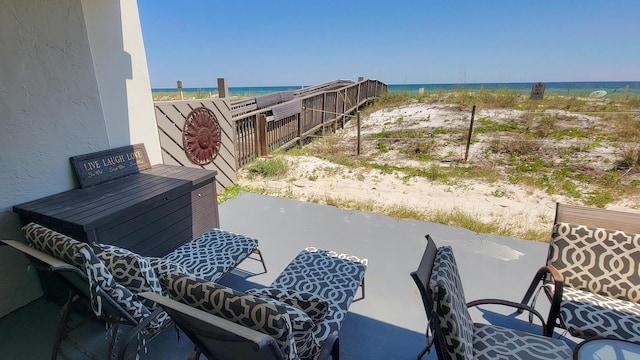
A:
[
  {"left": 246, "top": 287, "right": 330, "bottom": 324},
  {"left": 166, "top": 272, "right": 322, "bottom": 360},
  {"left": 472, "top": 323, "right": 573, "bottom": 359},
  {"left": 544, "top": 284, "right": 640, "bottom": 342},
  {"left": 251, "top": 295, "right": 322, "bottom": 359},
  {"left": 146, "top": 256, "right": 189, "bottom": 283},
  {"left": 549, "top": 222, "right": 640, "bottom": 302},
  {"left": 429, "top": 246, "right": 474, "bottom": 359},
  {"left": 21, "top": 223, "right": 161, "bottom": 328},
  {"left": 92, "top": 243, "right": 165, "bottom": 308},
  {"left": 162, "top": 228, "right": 258, "bottom": 282},
  {"left": 429, "top": 244, "right": 573, "bottom": 359}
]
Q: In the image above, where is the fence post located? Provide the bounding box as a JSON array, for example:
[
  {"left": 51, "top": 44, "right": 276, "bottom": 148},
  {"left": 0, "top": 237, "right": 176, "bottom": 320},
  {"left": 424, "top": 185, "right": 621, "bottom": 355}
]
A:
[
  {"left": 331, "top": 90, "right": 340, "bottom": 133},
  {"left": 217, "top": 78, "right": 229, "bottom": 98},
  {"left": 177, "top": 80, "right": 183, "bottom": 100},
  {"left": 464, "top": 105, "right": 476, "bottom": 162},
  {"left": 256, "top": 114, "right": 267, "bottom": 157},
  {"left": 322, "top": 93, "right": 326, "bottom": 136},
  {"left": 297, "top": 112, "right": 303, "bottom": 148},
  {"left": 357, "top": 111, "right": 361, "bottom": 155}
]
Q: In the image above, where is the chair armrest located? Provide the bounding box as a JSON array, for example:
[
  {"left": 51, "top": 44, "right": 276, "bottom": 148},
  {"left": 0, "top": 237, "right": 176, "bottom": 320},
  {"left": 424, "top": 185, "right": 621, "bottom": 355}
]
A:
[
  {"left": 518, "top": 265, "right": 564, "bottom": 336},
  {"left": 542, "top": 265, "right": 564, "bottom": 337},
  {"left": 1, "top": 240, "right": 77, "bottom": 273},
  {"left": 520, "top": 265, "right": 563, "bottom": 307},
  {"left": 466, "top": 298, "right": 549, "bottom": 336}
]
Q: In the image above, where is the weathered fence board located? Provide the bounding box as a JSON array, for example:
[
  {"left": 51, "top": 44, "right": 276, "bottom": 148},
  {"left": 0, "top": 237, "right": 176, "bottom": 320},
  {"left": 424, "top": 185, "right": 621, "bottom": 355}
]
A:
[{"left": 154, "top": 99, "right": 237, "bottom": 192}]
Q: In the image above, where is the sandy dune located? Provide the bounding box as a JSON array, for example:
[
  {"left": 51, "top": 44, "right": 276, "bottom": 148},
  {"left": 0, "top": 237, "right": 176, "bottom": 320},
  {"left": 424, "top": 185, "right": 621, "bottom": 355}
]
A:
[{"left": 237, "top": 103, "right": 640, "bottom": 239}]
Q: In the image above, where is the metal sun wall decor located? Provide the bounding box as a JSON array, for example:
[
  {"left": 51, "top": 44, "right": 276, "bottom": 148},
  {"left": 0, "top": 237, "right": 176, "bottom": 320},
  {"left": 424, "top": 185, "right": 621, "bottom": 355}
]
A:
[{"left": 182, "top": 106, "right": 222, "bottom": 166}]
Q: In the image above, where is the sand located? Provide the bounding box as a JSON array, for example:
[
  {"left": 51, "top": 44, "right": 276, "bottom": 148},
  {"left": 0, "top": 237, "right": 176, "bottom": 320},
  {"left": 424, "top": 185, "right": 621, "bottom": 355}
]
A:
[{"left": 236, "top": 103, "right": 640, "bottom": 239}]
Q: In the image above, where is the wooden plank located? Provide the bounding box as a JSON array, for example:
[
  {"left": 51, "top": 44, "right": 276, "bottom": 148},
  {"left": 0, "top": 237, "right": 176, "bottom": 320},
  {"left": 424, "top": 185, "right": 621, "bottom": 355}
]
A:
[
  {"left": 101, "top": 186, "right": 212, "bottom": 255},
  {"left": 162, "top": 151, "right": 182, "bottom": 166},
  {"left": 97, "top": 192, "right": 193, "bottom": 242},
  {"left": 156, "top": 112, "right": 184, "bottom": 141},
  {"left": 63, "top": 178, "right": 191, "bottom": 228},
  {"left": 231, "top": 103, "right": 258, "bottom": 116},
  {"left": 155, "top": 105, "right": 187, "bottom": 131},
  {"left": 555, "top": 203, "right": 640, "bottom": 234},
  {"left": 14, "top": 175, "right": 179, "bottom": 224},
  {"left": 115, "top": 213, "right": 194, "bottom": 256},
  {"left": 146, "top": 165, "right": 216, "bottom": 186},
  {"left": 13, "top": 164, "right": 220, "bottom": 258},
  {"left": 144, "top": 223, "right": 197, "bottom": 257},
  {"left": 14, "top": 165, "right": 214, "bottom": 230},
  {"left": 158, "top": 131, "right": 186, "bottom": 165}
]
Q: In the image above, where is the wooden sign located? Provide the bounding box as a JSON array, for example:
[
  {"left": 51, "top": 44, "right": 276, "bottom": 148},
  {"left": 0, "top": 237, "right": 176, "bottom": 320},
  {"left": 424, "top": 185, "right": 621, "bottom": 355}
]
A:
[
  {"left": 530, "top": 82, "right": 546, "bottom": 100},
  {"left": 70, "top": 143, "right": 151, "bottom": 188}
]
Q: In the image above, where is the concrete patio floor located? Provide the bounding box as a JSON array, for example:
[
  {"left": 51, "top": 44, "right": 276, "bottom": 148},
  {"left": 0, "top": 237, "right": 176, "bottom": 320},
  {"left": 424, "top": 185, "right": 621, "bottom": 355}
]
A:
[{"left": 0, "top": 192, "right": 579, "bottom": 359}]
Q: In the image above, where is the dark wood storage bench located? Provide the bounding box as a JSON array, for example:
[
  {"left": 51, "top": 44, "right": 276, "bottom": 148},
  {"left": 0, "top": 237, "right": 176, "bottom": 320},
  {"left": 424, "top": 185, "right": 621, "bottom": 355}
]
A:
[{"left": 13, "top": 164, "right": 219, "bottom": 257}]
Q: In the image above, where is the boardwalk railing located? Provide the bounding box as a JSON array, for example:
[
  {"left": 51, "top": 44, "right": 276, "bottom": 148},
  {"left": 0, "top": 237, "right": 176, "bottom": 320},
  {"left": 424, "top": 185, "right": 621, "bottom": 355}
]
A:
[
  {"left": 153, "top": 78, "right": 386, "bottom": 191},
  {"left": 232, "top": 78, "right": 387, "bottom": 167}
]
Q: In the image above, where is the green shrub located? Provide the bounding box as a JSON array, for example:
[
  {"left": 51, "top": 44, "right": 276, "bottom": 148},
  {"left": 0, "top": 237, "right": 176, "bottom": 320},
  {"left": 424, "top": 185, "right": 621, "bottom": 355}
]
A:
[{"left": 247, "top": 157, "right": 289, "bottom": 178}]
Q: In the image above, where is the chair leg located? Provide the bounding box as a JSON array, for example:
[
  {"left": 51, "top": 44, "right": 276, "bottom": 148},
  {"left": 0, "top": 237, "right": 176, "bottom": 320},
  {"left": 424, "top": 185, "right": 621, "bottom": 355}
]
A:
[
  {"left": 188, "top": 346, "right": 202, "bottom": 360},
  {"left": 330, "top": 337, "right": 340, "bottom": 360},
  {"left": 353, "top": 278, "right": 366, "bottom": 302},
  {"left": 51, "top": 291, "right": 79, "bottom": 360},
  {"left": 249, "top": 248, "right": 268, "bottom": 274},
  {"left": 107, "top": 322, "right": 123, "bottom": 360},
  {"left": 518, "top": 268, "right": 547, "bottom": 313},
  {"left": 417, "top": 344, "right": 429, "bottom": 360}
]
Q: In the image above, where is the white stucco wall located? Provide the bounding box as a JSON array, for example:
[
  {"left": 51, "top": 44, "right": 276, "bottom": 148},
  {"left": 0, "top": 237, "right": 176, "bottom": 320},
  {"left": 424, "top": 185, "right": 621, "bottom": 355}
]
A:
[
  {"left": 0, "top": 0, "right": 109, "bottom": 317},
  {"left": 82, "top": 0, "right": 162, "bottom": 165},
  {"left": 0, "top": 0, "right": 162, "bottom": 317}
]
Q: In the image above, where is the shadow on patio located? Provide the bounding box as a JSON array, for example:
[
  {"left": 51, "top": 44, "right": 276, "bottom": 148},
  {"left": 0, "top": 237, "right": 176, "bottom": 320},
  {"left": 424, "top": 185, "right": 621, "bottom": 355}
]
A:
[{"left": 0, "top": 192, "right": 577, "bottom": 359}]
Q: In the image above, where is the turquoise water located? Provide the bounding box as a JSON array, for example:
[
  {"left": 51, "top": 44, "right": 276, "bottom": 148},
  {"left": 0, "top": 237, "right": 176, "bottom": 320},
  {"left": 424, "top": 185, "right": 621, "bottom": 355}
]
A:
[
  {"left": 153, "top": 85, "right": 302, "bottom": 98},
  {"left": 153, "top": 81, "right": 640, "bottom": 98},
  {"left": 388, "top": 81, "right": 640, "bottom": 97}
]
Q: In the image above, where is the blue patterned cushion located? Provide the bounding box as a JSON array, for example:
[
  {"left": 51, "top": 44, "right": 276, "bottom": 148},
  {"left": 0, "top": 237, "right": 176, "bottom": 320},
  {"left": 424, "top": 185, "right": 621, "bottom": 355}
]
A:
[
  {"left": 165, "top": 272, "right": 299, "bottom": 359},
  {"left": 429, "top": 246, "right": 474, "bottom": 359},
  {"left": 145, "top": 257, "right": 190, "bottom": 284},
  {"left": 21, "top": 223, "right": 162, "bottom": 328},
  {"left": 549, "top": 222, "right": 640, "bottom": 302},
  {"left": 162, "top": 228, "right": 258, "bottom": 282},
  {"left": 92, "top": 243, "right": 164, "bottom": 307},
  {"left": 247, "top": 287, "right": 330, "bottom": 324},
  {"left": 473, "top": 323, "right": 573, "bottom": 359},
  {"left": 270, "top": 247, "right": 367, "bottom": 343},
  {"left": 545, "top": 284, "right": 640, "bottom": 342}
]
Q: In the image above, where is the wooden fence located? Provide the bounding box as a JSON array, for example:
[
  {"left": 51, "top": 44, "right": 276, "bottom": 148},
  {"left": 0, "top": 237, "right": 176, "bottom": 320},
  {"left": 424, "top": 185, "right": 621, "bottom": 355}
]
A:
[
  {"left": 231, "top": 79, "right": 387, "bottom": 167},
  {"left": 154, "top": 99, "right": 237, "bottom": 192},
  {"left": 154, "top": 78, "right": 387, "bottom": 191}
]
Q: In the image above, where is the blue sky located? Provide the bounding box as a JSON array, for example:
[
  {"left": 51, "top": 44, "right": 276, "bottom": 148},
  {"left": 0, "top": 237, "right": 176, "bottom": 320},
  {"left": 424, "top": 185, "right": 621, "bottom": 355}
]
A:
[{"left": 138, "top": 1, "right": 640, "bottom": 88}]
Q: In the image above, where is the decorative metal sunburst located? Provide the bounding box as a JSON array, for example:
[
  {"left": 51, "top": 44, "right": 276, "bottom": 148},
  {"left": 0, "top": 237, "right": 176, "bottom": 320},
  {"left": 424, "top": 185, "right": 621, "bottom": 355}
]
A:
[{"left": 182, "top": 106, "right": 222, "bottom": 165}]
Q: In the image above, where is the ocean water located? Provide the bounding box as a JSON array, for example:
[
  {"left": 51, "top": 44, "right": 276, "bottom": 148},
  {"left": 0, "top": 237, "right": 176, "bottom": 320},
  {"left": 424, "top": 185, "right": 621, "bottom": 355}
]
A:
[
  {"left": 388, "top": 81, "right": 640, "bottom": 97},
  {"left": 153, "top": 81, "right": 640, "bottom": 98},
  {"left": 153, "top": 85, "right": 302, "bottom": 98}
]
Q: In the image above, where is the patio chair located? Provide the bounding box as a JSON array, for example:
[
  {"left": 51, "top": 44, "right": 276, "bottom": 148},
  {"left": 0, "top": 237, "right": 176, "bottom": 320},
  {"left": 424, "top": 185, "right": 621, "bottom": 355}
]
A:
[
  {"left": 148, "top": 247, "right": 367, "bottom": 360},
  {"left": 410, "top": 235, "right": 573, "bottom": 360},
  {"left": 139, "top": 291, "right": 286, "bottom": 360},
  {"left": 3, "top": 222, "right": 266, "bottom": 359},
  {"left": 520, "top": 202, "right": 640, "bottom": 342},
  {"left": 2, "top": 223, "right": 171, "bottom": 360}
]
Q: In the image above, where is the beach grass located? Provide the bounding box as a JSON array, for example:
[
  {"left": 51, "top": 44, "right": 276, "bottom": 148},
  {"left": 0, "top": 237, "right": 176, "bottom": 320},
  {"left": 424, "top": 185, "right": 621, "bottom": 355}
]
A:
[{"left": 234, "top": 87, "right": 639, "bottom": 241}]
